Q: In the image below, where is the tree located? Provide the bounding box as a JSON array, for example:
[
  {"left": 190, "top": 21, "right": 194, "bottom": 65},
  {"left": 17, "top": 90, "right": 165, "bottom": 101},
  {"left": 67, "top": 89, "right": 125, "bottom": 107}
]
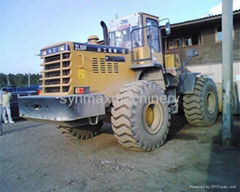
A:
[
  {"left": 0, "top": 73, "right": 41, "bottom": 88},
  {"left": 0, "top": 73, "right": 7, "bottom": 87}
]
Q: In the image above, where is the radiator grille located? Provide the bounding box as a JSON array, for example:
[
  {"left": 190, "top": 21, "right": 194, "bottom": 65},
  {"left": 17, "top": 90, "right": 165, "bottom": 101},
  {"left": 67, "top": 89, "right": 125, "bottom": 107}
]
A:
[
  {"left": 41, "top": 52, "right": 71, "bottom": 93},
  {"left": 45, "top": 63, "right": 60, "bottom": 70},
  {"left": 45, "top": 87, "right": 60, "bottom": 93},
  {"left": 62, "top": 86, "right": 69, "bottom": 92},
  {"left": 62, "top": 53, "right": 70, "bottom": 59},
  {"left": 92, "top": 58, "right": 119, "bottom": 73},
  {"left": 63, "top": 61, "right": 70, "bottom": 68},
  {"left": 45, "top": 71, "right": 60, "bottom": 77},
  {"left": 63, "top": 78, "right": 70, "bottom": 84},
  {"left": 45, "top": 79, "right": 60, "bottom": 85},
  {"left": 45, "top": 55, "right": 60, "bottom": 62},
  {"left": 63, "top": 69, "right": 70, "bottom": 76}
]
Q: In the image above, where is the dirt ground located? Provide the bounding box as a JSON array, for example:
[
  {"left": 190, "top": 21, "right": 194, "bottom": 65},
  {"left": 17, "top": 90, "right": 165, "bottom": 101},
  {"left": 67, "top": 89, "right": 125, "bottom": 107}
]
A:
[{"left": 0, "top": 115, "right": 239, "bottom": 192}]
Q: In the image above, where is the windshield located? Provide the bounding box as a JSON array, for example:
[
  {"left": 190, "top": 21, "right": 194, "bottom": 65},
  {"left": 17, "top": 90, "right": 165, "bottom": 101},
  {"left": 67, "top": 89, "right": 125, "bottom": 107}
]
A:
[{"left": 109, "top": 14, "right": 143, "bottom": 49}]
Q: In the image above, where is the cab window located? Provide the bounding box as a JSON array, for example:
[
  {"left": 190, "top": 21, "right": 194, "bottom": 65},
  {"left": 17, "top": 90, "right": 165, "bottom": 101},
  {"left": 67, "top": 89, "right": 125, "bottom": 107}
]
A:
[
  {"left": 109, "top": 14, "right": 143, "bottom": 49},
  {"left": 146, "top": 18, "right": 160, "bottom": 52}
]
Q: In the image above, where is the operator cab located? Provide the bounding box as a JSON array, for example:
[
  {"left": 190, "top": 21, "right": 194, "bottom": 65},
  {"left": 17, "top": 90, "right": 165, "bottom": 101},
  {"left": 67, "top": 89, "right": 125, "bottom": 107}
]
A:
[
  {"left": 109, "top": 13, "right": 141, "bottom": 49},
  {"left": 108, "top": 12, "right": 165, "bottom": 66}
]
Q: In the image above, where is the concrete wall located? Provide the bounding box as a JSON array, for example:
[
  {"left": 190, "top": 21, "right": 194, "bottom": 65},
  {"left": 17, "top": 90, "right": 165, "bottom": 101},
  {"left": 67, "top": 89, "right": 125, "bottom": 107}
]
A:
[{"left": 187, "top": 62, "right": 240, "bottom": 114}]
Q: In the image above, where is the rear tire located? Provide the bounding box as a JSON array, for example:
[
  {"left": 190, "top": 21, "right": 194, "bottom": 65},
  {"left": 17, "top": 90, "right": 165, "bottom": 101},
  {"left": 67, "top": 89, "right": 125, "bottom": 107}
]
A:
[
  {"left": 183, "top": 77, "right": 218, "bottom": 127},
  {"left": 61, "top": 121, "right": 103, "bottom": 140},
  {"left": 111, "top": 80, "right": 170, "bottom": 151}
]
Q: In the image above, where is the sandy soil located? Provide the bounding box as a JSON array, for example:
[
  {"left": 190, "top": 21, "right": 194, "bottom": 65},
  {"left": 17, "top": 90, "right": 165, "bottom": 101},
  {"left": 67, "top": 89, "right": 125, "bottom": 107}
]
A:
[{"left": 0, "top": 115, "right": 239, "bottom": 192}]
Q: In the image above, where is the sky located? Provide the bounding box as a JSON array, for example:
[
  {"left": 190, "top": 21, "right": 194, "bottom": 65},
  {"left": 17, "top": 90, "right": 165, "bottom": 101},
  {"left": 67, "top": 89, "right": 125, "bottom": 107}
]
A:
[{"left": 0, "top": 0, "right": 238, "bottom": 74}]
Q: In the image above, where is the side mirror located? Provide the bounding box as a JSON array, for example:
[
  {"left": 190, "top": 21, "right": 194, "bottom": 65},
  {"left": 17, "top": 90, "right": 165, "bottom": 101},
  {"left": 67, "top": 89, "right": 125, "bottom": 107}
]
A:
[{"left": 165, "top": 22, "right": 171, "bottom": 35}]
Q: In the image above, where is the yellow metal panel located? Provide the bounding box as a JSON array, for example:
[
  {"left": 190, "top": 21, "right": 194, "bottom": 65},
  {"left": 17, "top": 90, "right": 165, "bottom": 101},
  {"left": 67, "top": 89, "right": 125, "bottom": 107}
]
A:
[
  {"left": 165, "top": 54, "right": 175, "bottom": 68},
  {"left": 68, "top": 49, "right": 136, "bottom": 97},
  {"left": 77, "top": 69, "right": 86, "bottom": 79}
]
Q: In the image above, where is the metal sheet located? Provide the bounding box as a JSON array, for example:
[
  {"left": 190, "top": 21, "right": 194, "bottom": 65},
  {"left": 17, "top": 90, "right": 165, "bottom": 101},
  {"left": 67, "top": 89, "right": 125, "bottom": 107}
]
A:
[
  {"left": 19, "top": 94, "right": 106, "bottom": 123},
  {"left": 178, "top": 72, "right": 200, "bottom": 94}
]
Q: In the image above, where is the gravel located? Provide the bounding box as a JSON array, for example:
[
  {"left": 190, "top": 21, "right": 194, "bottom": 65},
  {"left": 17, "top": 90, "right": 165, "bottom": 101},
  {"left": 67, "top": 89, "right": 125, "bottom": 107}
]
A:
[{"left": 0, "top": 115, "right": 239, "bottom": 192}]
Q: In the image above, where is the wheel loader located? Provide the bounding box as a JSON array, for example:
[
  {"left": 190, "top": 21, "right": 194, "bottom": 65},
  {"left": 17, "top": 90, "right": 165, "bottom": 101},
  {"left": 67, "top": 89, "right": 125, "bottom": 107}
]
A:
[{"left": 19, "top": 12, "right": 219, "bottom": 151}]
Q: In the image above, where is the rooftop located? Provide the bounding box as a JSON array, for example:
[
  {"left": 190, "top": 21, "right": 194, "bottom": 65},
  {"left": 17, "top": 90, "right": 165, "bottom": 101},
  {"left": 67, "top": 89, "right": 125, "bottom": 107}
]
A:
[{"left": 167, "top": 9, "right": 240, "bottom": 28}]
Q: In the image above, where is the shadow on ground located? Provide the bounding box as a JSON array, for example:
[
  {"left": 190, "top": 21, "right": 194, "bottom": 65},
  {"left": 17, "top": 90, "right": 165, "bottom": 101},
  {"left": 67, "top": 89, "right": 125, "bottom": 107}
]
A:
[
  {"left": 207, "top": 115, "right": 240, "bottom": 192},
  {"left": 100, "top": 122, "right": 113, "bottom": 134},
  {"left": 0, "top": 119, "right": 43, "bottom": 136},
  {"left": 167, "top": 114, "right": 190, "bottom": 140},
  {"left": 100, "top": 114, "right": 188, "bottom": 142},
  {"left": 97, "top": 113, "right": 192, "bottom": 155}
]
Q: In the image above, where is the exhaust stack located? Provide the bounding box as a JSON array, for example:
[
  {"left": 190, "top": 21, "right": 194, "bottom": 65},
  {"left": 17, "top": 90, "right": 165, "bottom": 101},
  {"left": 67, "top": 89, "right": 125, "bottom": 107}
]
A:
[{"left": 100, "top": 21, "right": 110, "bottom": 45}]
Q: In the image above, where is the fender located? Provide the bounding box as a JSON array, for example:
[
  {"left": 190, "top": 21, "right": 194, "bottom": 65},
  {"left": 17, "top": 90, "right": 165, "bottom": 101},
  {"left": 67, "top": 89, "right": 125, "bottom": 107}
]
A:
[{"left": 177, "top": 72, "right": 200, "bottom": 94}]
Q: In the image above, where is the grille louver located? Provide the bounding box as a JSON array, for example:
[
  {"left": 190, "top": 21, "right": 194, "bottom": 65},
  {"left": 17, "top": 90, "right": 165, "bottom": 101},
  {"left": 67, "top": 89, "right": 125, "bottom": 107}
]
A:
[
  {"left": 41, "top": 52, "right": 71, "bottom": 93},
  {"left": 92, "top": 58, "right": 99, "bottom": 73},
  {"left": 92, "top": 58, "right": 119, "bottom": 73}
]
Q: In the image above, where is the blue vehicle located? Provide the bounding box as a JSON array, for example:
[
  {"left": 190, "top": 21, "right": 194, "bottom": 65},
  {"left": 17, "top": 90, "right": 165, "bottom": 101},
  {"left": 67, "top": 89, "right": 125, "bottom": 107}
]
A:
[{"left": 1, "top": 85, "right": 40, "bottom": 118}]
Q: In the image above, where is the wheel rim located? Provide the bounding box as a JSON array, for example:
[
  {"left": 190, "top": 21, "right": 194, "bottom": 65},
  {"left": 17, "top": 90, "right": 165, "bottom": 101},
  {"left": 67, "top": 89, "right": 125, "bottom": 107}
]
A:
[
  {"left": 205, "top": 91, "right": 216, "bottom": 114},
  {"left": 143, "top": 102, "right": 163, "bottom": 134}
]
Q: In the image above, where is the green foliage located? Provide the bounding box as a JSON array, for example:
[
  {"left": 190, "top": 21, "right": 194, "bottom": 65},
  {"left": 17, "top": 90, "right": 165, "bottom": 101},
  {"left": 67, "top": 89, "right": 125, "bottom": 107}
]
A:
[{"left": 0, "top": 73, "right": 41, "bottom": 87}]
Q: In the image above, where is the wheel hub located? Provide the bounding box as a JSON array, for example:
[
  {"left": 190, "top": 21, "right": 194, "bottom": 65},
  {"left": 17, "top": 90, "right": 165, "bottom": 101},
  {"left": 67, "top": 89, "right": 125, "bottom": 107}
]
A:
[
  {"left": 143, "top": 102, "right": 163, "bottom": 134},
  {"left": 206, "top": 91, "right": 216, "bottom": 114},
  {"left": 146, "top": 104, "right": 154, "bottom": 126}
]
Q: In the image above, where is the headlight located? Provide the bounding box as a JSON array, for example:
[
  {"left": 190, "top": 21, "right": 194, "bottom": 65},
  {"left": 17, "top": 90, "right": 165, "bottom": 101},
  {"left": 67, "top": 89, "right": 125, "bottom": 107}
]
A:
[
  {"left": 59, "top": 45, "right": 65, "bottom": 51},
  {"left": 42, "top": 50, "right": 47, "bottom": 56}
]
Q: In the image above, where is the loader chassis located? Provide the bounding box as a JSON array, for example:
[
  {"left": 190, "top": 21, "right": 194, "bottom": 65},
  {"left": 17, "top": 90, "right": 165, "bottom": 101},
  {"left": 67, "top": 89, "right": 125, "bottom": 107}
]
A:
[{"left": 19, "top": 12, "right": 219, "bottom": 151}]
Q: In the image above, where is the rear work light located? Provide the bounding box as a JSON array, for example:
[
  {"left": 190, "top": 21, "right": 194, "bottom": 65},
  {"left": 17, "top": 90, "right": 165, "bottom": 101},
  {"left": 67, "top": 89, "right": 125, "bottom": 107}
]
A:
[{"left": 74, "top": 87, "right": 90, "bottom": 94}]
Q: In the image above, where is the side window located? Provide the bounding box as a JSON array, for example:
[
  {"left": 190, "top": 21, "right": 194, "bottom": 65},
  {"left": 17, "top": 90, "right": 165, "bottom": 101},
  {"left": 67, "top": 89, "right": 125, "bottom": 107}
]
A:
[
  {"left": 146, "top": 18, "right": 160, "bottom": 52},
  {"left": 216, "top": 25, "right": 235, "bottom": 42},
  {"left": 216, "top": 26, "right": 222, "bottom": 42}
]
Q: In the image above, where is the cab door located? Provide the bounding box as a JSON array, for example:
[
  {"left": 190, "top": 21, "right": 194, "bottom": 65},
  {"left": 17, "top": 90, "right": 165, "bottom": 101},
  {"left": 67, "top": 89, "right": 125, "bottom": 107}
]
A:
[
  {"left": 133, "top": 13, "right": 163, "bottom": 66},
  {"left": 145, "top": 17, "right": 163, "bottom": 65}
]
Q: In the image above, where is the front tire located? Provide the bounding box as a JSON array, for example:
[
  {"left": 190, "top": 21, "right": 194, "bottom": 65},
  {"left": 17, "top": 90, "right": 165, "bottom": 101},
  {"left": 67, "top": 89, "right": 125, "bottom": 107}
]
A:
[
  {"left": 111, "top": 81, "right": 170, "bottom": 151},
  {"left": 183, "top": 77, "right": 218, "bottom": 127},
  {"left": 61, "top": 121, "right": 103, "bottom": 140}
]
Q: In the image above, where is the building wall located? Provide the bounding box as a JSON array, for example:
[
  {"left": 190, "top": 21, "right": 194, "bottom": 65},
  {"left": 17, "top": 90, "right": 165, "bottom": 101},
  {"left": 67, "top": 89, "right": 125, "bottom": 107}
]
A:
[
  {"left": 187, "top": 62, "right": 240, "bottom": 114},
  {"left": 164, "top": 16, "right": 240, "bottom": 114},
  {"left": 165, "top": 21, "right": 240, "bottom": 65},
  {"left": 196, "top": 22, "right": 239, "bottom": 64}
]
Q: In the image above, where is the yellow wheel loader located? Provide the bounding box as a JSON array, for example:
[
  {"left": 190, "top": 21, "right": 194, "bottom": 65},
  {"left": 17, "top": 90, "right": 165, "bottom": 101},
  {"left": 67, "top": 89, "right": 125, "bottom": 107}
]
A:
[{"left": 19, "top": 12, "right": 218, "bottom": 151}]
